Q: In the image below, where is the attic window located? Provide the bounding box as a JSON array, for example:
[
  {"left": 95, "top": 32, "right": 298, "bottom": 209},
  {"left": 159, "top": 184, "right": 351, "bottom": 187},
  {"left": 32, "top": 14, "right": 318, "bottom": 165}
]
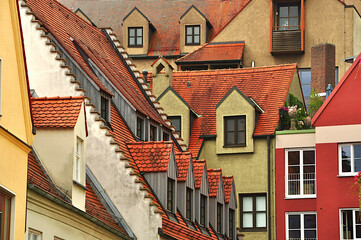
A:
[
  {"left": 100, "top": 97, "right": 109, "bottom": 122},
  {"left": 163, "top": 131, "right": 170, "bottom": 141},
  {"left": 168, "top": 116, "right": 181, "bottom": 137},
  {"left": 150, "top": 124, "right": 157, "bottom": 141},
  {"left": 167, "top": 178, "right": 175, "bottom": 212},
  {"left": 229, "top": 209, "right": 235, "bottom": 239},
  {"left": 217, "top": 203, "right": 223, "bottom": 233},
  {"left": 136, "top": 117, "right": 144, "bottom": 140},
  {"left": 128, "top": 27, "right": 143, "bottom": 47},
  {"left": 185, "top": 25, "right": 200, "bottom": 45},
  {"left": 186, "top": 187, "right": 193, "bottom": 220},
  {"left": 200, "top": 194, "right": 207, "bottom": 226},
  {"left": 224, "top": 116, "right": 246, "bottom": 147}
]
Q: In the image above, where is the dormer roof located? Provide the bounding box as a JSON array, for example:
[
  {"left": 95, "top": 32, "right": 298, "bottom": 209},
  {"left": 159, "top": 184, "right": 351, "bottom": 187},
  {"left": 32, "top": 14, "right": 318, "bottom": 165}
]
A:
[
  {"left": 175, "top": 152, "right": 192, "bottom": 182},
  {"left": 180, "top": 5, "right": 212, "bottom": 28},
  {"left": 193, "top": 159, "right": 206, "bottom": 189},
  {"left": 222, "top": 176, "right": 233, "bottom": 204},
  {"left": 207, "top": 169, "right": 222, "bottom": 198},
  {"left": 123, "top": 7, "right": 156, "bottom": 31},
  {"left": 31, "top": 96, "right": 84, "bottom": 128}
]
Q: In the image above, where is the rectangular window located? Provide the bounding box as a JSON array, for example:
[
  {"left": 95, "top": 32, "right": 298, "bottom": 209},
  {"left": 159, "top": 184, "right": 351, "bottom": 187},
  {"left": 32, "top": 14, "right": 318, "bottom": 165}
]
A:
[
  {"left": 150, "top": 125, "right": 157, "bottom": 141},
  {"left": 240, "top": 194, "right": 266, "bottom": 230},
  {"left": 0, "top": 190, "right": 11, "bottom": 240},
  {"left": 341, "top": 209, "right": 361, "bottom": 239},
  {"left": 339, "top": 144, "right": 361, "bottom": 175},
  {"left": 229, "top": 209, "right": 235, "bottom": 239},
  {"left": 185, "top": 25, "right": 200, "bottom": 45},
  {"left": 224, "top": 116, "right": 246, "bottom": 147},
  {"left": 217, "top": 203, "right": 223, "bottom": 233},
  {"left": 75, "top": 138, "right": 82, "bottom": 183},
  {"left": 200, "top": 194, "right": 207, "bottom": 226},
  {"left": 276, "top": 3, "right": 300, "bottom": 31},
  {"left": 28, "top": 229, "right": 42, "bottom": 240},
  {"left": 163, "top": 131, "right": 170, "bottom": 141},
  {"left": 100, "top": 97, "right": 109, "bottom": 122},
  {"left": 167, "top": 178, "right": 175, "bottom": 212},
  {"left": 286, "top": 212, "right": 317, "bottom": 240},
  {"left": 136, "top": 117, "right": 144, "bottom": 140},
  {"left": 186, "top": 187, "right": 192, "bottom": 220},
  {"left": 128, "top": 27, "right": 143, "bottom": 47},
  {"left": 286, "top": 149, "right": 316, "bottom": 197},
  {"left": 168, "top": 116, "right": 181, "bottom": 137}
]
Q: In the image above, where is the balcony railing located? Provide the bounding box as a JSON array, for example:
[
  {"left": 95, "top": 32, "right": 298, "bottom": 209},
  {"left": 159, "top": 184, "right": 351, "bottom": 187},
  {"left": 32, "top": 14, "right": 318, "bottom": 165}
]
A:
[
  {"left": 288, "top": 173, "right": 315, "bottom": 195},
  {"left": 272, "top": 29, "right": 302, "bottom": 54}
]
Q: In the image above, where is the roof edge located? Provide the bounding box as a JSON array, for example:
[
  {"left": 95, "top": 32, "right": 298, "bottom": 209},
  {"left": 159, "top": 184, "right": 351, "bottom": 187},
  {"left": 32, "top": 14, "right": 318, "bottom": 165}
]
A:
[{"left": 216, "top": 86, "right": 256, "bottom": 109}]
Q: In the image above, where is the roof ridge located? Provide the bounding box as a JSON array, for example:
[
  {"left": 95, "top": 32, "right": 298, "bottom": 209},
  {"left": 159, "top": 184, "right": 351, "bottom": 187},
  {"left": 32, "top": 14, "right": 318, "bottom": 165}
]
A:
[
  {"left": 31, "top": 96, "right": 84, "bottom": 101},
  {"left": 176, "top": 42, "right": 209, "bottom": 62}
]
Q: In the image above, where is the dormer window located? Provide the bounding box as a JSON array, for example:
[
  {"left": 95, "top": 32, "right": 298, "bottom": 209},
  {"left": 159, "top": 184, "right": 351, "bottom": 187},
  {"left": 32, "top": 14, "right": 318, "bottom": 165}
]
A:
[
  {"left": 185, "top": 25, "right": 200, "bottom": 45},
  {"left": 163, "top": 131, "right": 170, "bottom": 141},
  {"left": 229, "top": 209, "right": 235, "bottom": 239},
  {"left": 276, "top": 3, "right": 300, "bottom": 31},
  {"left": 169, "top": 116, "right": 181, "bottom": 137},
  {"left": 150, "top": 124, "right": 157, "bottom": 141},
  {"left": 100, "top": 96, "right": 109, "bottom": 122},
  {"left": 128, "top": 27, "right": 143, "bottom": 47},
  {"left": 75, "top": 138, "right": 83, "bottom": 183},
  {"left": 200, "top": 194, "right": 207, "bottom": 226},
  {"left": 224, "top": 116, "right": 246, "bottom": 147},
  {"left": 167, "top": 178, "right": 175, "bottom": 212},
  {"left": 186, "top": 187, "right": 193, "bottom": 220},
  {"left": 136, "top": 117, "right": 144, "bottom": 140},
  {"left": 217, "top": 203, "right": 223, "bottom": 233}
]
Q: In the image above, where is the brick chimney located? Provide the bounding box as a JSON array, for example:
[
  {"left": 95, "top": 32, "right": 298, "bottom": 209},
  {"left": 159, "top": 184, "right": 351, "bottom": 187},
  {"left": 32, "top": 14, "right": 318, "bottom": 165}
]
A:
[{"left": 311, "top": 43, "right": 335, "bottom": 94}]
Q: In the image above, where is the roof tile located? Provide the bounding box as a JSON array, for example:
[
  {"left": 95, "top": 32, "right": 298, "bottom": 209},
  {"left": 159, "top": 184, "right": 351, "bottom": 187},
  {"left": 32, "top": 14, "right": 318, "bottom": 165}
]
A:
[{"left": 207, "top": 169, "right": 221, "bottom": 197}]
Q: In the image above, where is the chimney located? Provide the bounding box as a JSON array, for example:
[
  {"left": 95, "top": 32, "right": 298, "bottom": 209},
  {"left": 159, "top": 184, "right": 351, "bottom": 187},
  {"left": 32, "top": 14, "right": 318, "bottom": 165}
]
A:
[{"left": 311, "top": 43, "right": 335, "bottom": 94}]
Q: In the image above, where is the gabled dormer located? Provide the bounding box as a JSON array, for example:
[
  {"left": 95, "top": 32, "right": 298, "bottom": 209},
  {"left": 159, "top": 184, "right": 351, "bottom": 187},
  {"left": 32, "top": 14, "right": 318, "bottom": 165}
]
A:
[
  {"left": 127, "top": 141, "right": 178, "bottom": 215},
  {"left": 31, "top": 96, "right": 87, "bottom": 210},
  {"left": 180, "top": 5, "right": 212, "bottom": 54},
  {"left": 152, "top": 56, "right": 174, "bottom": 98},
  {"left": 216, "top": 86, "right": 264, "bottom": 154},
  {"left": 123, "top": 7, "right": 156, "bottom": 55},
  {"left": 207, "top": 169, "right": 225, "bottom": 235},
  {"left": 222, "top": 176, "right": 237, "bottom": 239}
]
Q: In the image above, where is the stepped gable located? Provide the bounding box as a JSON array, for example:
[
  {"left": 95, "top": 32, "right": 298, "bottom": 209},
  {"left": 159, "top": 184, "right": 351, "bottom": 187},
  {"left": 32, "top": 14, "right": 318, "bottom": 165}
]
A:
[
  {"left": 31, "top": 96, "right": 84, "bottom": 128},
  {"left": 172, "top": 64, "right": 297, "bottom": 155},
  {"left": 176, "top": 42, "right": 244, "bottom": 63},
  {"left": 175, "top": 152, "right": 191, "bottom": 182},
  {"left": 207, "top": 169, "right": 221, "bottom": 197},
  {"left": 222, "top": 176, "right": 233, "bottom": 203},
  {"left": 26, "top": 0, "right": 168, "bottom": 127},
  {"left": 59, "top": 0, "right": 251, "bottom": 56},
  {"left": 193, "top": 159, "right": 206, "bottom": 189}
]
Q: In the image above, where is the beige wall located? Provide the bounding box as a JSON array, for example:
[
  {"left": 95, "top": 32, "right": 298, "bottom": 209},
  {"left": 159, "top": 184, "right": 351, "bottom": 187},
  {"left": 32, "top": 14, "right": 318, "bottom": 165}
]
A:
[
  {"left": 123, "top": 9, "right": 149, "bottom": 55},
  {"left": 288, "top": 71, "right": 304, "bottom": 103},
  {"left": 276, "top": 132, "right": 315, "bottom": 149},
  {"left": 316, "top": 124, "right": 361, "bottom": 144},
  {"left": 353, "top": 10, "right": 361, "bottom": 55},
  {"left": 152, "top": 58, "right": 173, "bottom": 98}
]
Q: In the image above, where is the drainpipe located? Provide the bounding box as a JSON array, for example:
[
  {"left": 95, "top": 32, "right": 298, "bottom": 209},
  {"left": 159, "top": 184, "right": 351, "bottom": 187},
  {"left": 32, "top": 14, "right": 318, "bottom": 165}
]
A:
[{"left": 267, "top": 135, "right": 271, "bottom": 240}]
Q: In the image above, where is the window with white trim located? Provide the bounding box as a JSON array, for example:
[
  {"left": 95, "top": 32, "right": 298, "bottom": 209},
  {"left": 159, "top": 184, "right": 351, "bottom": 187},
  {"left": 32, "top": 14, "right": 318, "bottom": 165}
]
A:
[
  {"left": 286, "top": 149, "right": 316, "bottom": 197},
  {"left": 0, "top": 190, "right": 11, "bottom": 240},
  {"left": 28, "top": 229, "right": 42, "bottom": 240},
  {"left": 75, "top": 138, "right": 82, "bottom": 183},
  {"left": 286, "top": 212, "right": 317, "bottom": 240},
  {"left": 339, "top": 144, "right": 361, "bottom": 175},
  {"left": 340, "top": 209, "right": 361, "bottom": 239}
]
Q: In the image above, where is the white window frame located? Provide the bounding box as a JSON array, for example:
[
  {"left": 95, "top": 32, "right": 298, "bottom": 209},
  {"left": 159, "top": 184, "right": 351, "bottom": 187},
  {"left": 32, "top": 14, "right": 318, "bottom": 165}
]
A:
[
  {"left": 285, "top": 148, "right": 316, "bottom": 198},
  {"left": 338, "top": 143, "right": 361, "bottom": 176},
  {"left": 339, "top": 208, "right": 361, "bottom": 240},
  {"left": 285, "top": 212, "right": 317, "bottom": 240},
  {"left": 28, "top": 229, "right": 42, "bottom": 240},
  {"left": 74, "top": 138, "right": 83, "bottom": 183}
]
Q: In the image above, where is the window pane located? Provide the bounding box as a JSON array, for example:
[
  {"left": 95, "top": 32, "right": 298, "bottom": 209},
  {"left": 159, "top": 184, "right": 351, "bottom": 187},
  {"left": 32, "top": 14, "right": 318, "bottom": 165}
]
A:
[
  {"left": 129, "top": 38, "right": 135, "bottom": 45},
  {"left": 342, "top": 145, "right": 351, "bottom": 158},
  {"left": 243, "top": 213, "right": 253, "bottom": 228},
  {"left": 279, "top": 6, "right": 288, "bottom": 17},
  {"left": 303, "top": 166, "right": 315, "bottom": 174},
  {"left": 279, "top": 18, "right": 288, "bottom": 27},
  {"left": 129, "top": 29, "right": 135, "bottom": 36},
  {"left": 226, "top": 118, "right": 235, "bottom": 131},
  {"left": 194, "top": 26, "right": 200, "bottom": 35},
  {"left": 303, "top": 150, "right": 315, "bottom": 164},
  {"left": 137, "top": 37, "right": 142, "bottom": 45},
  {"left": 186, "top": 27, "right": 192, "bottom": 35},
  {"left": 289, "top": 6, "right": 299, "bottom": 17},
  {"left": 288, "top": 151, "right": 300, "bottom": 165},
  {"left": 137, "top": 28, "right": 142, "bottom": 36},
  {"left": 237, "top": 132, "right": 245, "bottom": 145},
  {"left": 226, "top": 132, "right": 235, "bottom": 145},
  {"left": 342, "top": 159, "right": 352, "bottom": 172},
  {"left": 256, "top": 196, "right": 266, "bottom": 211},
  {"left": 243, "top": 197, "right": 253, "bottom": 211},
  {"left": 289, "top": 230, "right": 301, "bottom": 238},
  {"left": 355, "top": 159, "right": 361, "bottom": 172},
  {"left": 256, "top": 213, "right": 266, "bottom": 227},
  {"left": 186, "top": 36, "right": 192, "bottom": 44},
  {"left": 289, "top": 17, "right": 299, "bottom": 29},
  {"left": 357, "top": 225, "right": 361, "bottom": 238},
  {"left": 304, "top": 214, "right": 316, "bottom": 228},
  {"left": 305, "top": 230, "right": 317, "bottom": 238},
  {"left": 238, "top": 118, "right": 246, "bottom": 130},
  {"left": 342, "top": 210, "right": 353, "bottom": 239},
  {"left": 194, "top": 36, "right": 200, "bottom": 44},
  {"left": 289, "top": 215, "right": 300, "bottom": 229}
]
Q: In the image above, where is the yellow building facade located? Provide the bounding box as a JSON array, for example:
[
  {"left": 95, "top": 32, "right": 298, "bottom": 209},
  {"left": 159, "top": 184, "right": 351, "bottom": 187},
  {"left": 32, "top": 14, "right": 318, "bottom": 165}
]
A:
[{"left": 0, "top": 0, "right": 34, "bottom": 239}]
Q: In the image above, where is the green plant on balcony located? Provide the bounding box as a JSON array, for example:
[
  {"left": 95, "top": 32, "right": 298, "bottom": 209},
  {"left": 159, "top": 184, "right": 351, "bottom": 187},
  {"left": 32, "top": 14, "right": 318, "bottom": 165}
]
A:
[{"left": 309, "top": 89, "right": 324, "bottom": 117}]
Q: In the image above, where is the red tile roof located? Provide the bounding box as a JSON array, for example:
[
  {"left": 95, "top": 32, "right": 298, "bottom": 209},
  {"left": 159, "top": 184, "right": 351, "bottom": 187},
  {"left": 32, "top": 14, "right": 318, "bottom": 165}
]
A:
[
  {"left": 222, "top": 176, "right": 233, "bottom": 204},
  {"left": 31, "top": 96, "right": 84, "bottom": 128},
  {"left": 59, "top": 0, "right": 251, "bottom": 56},
  {"left": 171, "top": 65, "right": 297, "bottom": 155},
  {"left": 207, "top": 169, "right": 221, "bottom": 197},
  {"left": 175, "top": 152, "right": 191, "bottom": 182},
  {"left": 176, "top": 42, "right": 244, "bottom": 63},
  {"left": 127, "top": 141, "right": 173, "bottom": 173},
  {"left": 27, "top": 0, "right": 169, "bottom": 127},
  {"left": 193, "top": 160, "right": 206, "bottom": 189}
]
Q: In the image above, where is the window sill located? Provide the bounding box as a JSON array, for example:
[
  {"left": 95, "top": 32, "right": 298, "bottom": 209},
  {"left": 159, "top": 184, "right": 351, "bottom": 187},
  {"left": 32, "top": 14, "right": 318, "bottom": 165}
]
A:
[
  {"left": 128, "top": 45, "right": 143, "bottom": 48},
  {"left": 240, "top": 228, "right": 267, "bottom": 232},
  {"left": 223, "top": 144, "right": 246, "bottom": 148},
  {"left": 185, "top": 43, "right": 201, "bottom": 46},
  {"left": 338, "top": 174, "right": 356, "bottom": 177},
  {"left": 284, "top": 195, "right": 316, "bottom": 200},
  {"left": 73, "top": 180, "right": 87, "bottom": 190}
]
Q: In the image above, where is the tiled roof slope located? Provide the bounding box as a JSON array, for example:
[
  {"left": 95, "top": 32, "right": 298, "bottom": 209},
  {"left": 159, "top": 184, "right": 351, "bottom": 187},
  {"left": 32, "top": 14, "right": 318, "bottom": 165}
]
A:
[
  {"left": 172, "top": 65, "right": 297, "bottom": 154},
  {"left": 26, "top": 0, "right": 168, "bottom": 126},
  {"left": 58, "top": 0, "right": 251, "bottom": 56},
  {"left": 207, "top": 169, "right": 221, "bottom": 197},
  {"left": 193, "top": 160, "right": 206, "bottom": 189},
  {"left": 222, "top": 176, "right": 233, "bottom": 204},
  {"left": 127, "top": 141, "right": 173, "bottom": 173},
  {"left": 175, "top": 152, "right": 191, "bottom": 182},
  {"left": 188, "top": 118, "right": 204, "bottom": 158},
  {"left": 31, "top": 96, "right": 84, "bottom": 128},
  {"left": 176, "top": 42, "right": 244, "bottom": 63}
]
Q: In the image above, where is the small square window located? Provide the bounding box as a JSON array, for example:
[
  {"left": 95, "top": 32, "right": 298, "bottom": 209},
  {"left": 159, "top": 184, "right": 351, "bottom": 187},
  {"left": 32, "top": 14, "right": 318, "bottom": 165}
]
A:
[
  {"left": 339, "top": 143, "right": 361, "bottom": 175},
  {"left": 276, "top": 3, "right": 300, "bottom": 31},
  {"left": 224, "top": 116, "right": 246, "bottom": 147},
  {"left": 28, "top": 229, "right": 42, "bottom": 240},
  {"left": 128, "top": 27, "right": 143, "bottom": 47},
  {"left": 185, "top": 25, "right": 200, "bottom": 45},
  {"left": 240, "top": 194, "right": 267, "bottom": 230},
  {"left": 168, "top": 116, "right": 181, "bottom": 137}
]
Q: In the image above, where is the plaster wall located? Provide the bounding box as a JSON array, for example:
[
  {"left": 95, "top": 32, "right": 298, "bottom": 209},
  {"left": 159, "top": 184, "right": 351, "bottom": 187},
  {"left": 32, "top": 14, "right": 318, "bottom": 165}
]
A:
[
  {"left": 26, "top": 191, "right": 125, "bottom": 240},
  {"left": 123, "top": 10, "right": 149, "bottom": 55},
  {"left": 276, "top": 132, "right": 315, "bottom": 149},
  {"left": 353, "top": 10, "right": 361, "bottom": 55},
  {"left": 132, "top": 58, "right": 177, "bottom": 74},
  {"left": 316, "top": 124, "right": 361, "bottom": 144}
]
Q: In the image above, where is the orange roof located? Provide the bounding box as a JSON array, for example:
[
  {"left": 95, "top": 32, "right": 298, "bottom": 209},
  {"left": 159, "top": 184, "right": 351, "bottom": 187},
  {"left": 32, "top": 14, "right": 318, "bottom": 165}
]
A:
[
  {"left": 127, "top": 141, "right": 173, "bottom": 173},
  {"left": 27, "top": 0, "right": 168, "bottom": 127},
  {"left": 176, "top": 42, "right": 244, "bottom": 63},
  {"left": 193, "top": 160, "right": 206, "bottom": 189},
  {"left": 31, "top": 96, "right": 84, "bottom": 128},
  {"left": 207, "top": 169, "right": 221, "bottom": 197},
  {"left": 171, "top": 65, "right": 297, "bottom": 155},
  {"left": 59, "top": 0, "right": 251, "bottom": 56},
  {"left": 222, "top": 176, "right": 233, "bottom": 204},
  {"left": 175, "top": 152, "right": 191, "bottom": 182}
]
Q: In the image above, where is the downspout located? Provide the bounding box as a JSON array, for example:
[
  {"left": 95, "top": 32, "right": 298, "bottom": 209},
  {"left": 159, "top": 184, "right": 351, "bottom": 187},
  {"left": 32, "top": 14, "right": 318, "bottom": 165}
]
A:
[{"left": 267, "top": 135, "right": 271, "bottom": 240}]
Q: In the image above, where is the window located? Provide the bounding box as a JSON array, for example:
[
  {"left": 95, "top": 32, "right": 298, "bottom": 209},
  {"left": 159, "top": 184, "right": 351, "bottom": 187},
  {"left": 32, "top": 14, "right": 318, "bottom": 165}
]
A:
[
  {"left": 286, "top": 149, "right": 316, "bottom": 197},
  {"left": 200, "top": 194, "right": 207, "bottom": 226},
  {"left": 163, "top": 131, "right": 170, "bottom": 141},
  {"left": 224, "top": 116, "right": 246, "bottom": 147},
  {"left": 28, "top": 229, "right": 42, "bottom": 240},
  {"left": 240, "top": 194, "right": 266, "bottom": 230},
  {"left": 229, "top": 209, "right": 235, "bottom": 239},
  {"left": 186, "top": 187, "right": 192, "bottom": 220},
  {"left": 276, "top": 3, "right": 300, "bottom": 31},
  {"left": 0, "top": 190, "right": 11, "bottom": 240},
  {"left": 185, "top": 25, "right": 200, "bottom": 45},
  {"left": 167, "top": 178, "right": 175, "bottom": 212},
  {"left": 217, "top": 203, "right": 223, "bottom": 233},
  {"left": 150, "top": 125, "right": 157, "bottom": 141},
  {"left": 341, "top": 209, "right": 361, "bottom": 239},
  {"left": 75, "top": 138, "right": 82, "bottom": 183},
  {"left": 286, "top": 212, "right": 317, "bottom": 240},
  {"left": 100, "top": 97, "right": 109, "bottom": 122},
  {"left": 168, "top": 116, "right": 181, "bottom": 137},
  {"left": 136, "top": 117, "right": 144, "bottom": 140},
  {"left": 128, "top": 27, "right": 143, "bottom": 47},
  {"left": 339, "top": 144, "right": 361, "bottom": 175}
]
